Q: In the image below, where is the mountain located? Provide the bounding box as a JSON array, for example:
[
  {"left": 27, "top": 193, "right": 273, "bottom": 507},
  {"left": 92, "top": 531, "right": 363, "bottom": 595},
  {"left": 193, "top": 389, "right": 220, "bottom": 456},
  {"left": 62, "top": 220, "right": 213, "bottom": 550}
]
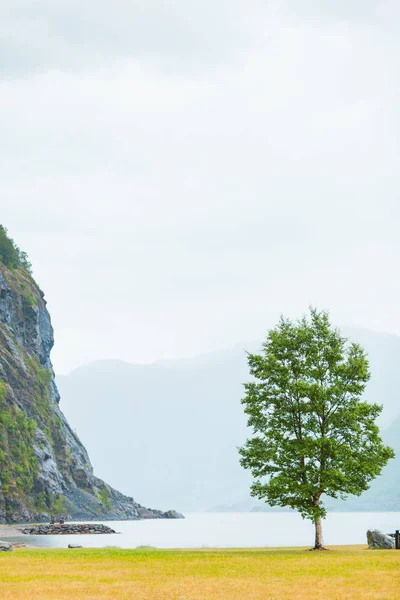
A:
[
  {"left": 58, "top": 327, "right": 400, "bottom": 512},
  {"left": 0, "top": 226, "right": 176, "bottom": 523},
  {"left": 58, "top": 350, "right": 255, "bottom": 512}
]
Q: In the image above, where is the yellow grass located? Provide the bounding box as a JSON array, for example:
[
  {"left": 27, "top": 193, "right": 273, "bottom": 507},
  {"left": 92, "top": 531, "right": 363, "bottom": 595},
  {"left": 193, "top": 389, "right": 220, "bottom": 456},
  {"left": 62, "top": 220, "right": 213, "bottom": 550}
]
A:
[{"left": 0, "top": 546, "right": 399, "bottom": 599}]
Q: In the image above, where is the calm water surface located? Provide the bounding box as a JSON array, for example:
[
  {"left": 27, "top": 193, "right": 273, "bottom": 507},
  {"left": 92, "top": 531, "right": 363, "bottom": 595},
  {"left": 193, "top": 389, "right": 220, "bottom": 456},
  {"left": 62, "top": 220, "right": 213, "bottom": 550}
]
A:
[{"left": 7, "top": 512, "right": 400, "bottom": 549}]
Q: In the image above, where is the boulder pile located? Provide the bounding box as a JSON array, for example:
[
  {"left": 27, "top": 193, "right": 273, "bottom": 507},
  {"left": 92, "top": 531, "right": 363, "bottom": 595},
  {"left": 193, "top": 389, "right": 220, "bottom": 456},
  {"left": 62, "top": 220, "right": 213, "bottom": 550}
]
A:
[{"left": 19, "top": 524, "right": 117, "bottom": 535}]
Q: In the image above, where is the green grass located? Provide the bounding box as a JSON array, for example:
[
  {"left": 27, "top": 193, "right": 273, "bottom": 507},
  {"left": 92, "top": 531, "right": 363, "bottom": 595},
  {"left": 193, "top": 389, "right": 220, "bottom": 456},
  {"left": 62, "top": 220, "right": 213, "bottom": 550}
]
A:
[{"left": 0, "top": 546, "right": 399, "bottom": 599}]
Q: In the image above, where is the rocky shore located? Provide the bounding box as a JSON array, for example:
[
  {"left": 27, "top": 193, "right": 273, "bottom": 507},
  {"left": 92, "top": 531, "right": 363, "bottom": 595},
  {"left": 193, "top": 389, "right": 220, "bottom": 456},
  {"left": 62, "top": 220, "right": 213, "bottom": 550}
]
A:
[
  {"left": 19, "top": 524, "right": 117, "bottom": 535},
  {"left": 137, "top": 508, "right": 184, "bottom": 520},
  {"left": 0, "top": 525, "right": 24, "bottom": 538}
]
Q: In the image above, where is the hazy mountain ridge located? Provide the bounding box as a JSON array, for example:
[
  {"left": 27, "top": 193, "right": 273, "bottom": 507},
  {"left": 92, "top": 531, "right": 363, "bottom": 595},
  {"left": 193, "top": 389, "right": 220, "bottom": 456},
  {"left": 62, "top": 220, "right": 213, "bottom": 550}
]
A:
[{"left": 58, "top": 327, "right": 400, "bottom": 512}]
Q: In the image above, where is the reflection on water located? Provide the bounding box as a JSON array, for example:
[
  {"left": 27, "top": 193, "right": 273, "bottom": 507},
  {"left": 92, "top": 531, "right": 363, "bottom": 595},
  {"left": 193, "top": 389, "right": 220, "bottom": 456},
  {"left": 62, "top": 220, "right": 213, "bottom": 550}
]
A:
[{"left": 5, "top": 512, "right": 399, "bottom": 549}]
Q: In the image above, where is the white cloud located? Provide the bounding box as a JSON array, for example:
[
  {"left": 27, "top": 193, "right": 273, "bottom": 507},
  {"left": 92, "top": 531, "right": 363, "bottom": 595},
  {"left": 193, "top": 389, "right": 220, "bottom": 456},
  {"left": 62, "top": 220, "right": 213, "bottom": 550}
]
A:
[
  {"left": 0, "top": 0, "right": 261, "bottom": 74},
  {"left": 1, "top": 2, "right": 399, "bottom": 372}
]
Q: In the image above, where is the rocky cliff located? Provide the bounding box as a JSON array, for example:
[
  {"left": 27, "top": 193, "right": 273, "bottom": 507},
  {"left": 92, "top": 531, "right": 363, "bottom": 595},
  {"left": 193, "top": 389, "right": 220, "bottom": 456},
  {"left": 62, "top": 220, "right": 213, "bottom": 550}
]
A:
[{"left": 0, "top": 237, "right": 178, "bottom": 523}]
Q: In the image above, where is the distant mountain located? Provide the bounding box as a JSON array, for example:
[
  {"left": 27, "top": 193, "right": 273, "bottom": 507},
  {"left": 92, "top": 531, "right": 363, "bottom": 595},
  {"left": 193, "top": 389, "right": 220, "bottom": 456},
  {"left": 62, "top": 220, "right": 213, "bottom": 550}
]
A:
[
  {"left": 57, "top": 327, "right": 400, "bottom": 512},
  {"left": 57, "top": 344, "right": 257, "bottom": 512}
]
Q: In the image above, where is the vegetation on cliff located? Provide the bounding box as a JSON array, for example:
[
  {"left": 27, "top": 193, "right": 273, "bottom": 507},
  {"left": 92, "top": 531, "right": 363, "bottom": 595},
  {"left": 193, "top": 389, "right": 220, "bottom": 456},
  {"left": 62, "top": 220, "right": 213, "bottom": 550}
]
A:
[
  {"left": 0, "top": 379, "right": 37, "bottom": 520},
  {"left": 0, "top": 225, "right": 31, "bottom": 273}
]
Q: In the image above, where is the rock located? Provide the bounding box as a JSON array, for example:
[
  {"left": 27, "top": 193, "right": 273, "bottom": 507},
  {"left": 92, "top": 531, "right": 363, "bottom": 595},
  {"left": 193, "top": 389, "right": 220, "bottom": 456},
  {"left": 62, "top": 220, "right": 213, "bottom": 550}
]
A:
[
  {"left": 0, "top": 541, "right": 13, "bottom": 551},
  {"left": 136, "top": 507, "right": 185, "bottom": 520},
  {"left": 68, "top": 544, "right": 83, "bottom": 549},
  {"left": 19, "top": 523, "right": 116, "bottom": 535},
  {"left": 137, "top": 508, "right": 160, "bottom": 519},
  {"left": 367, "top": 529, "right": 395, "bottom": 549},
  {"left": 163, "top": 510, "right": 185, "bottom": 519}
]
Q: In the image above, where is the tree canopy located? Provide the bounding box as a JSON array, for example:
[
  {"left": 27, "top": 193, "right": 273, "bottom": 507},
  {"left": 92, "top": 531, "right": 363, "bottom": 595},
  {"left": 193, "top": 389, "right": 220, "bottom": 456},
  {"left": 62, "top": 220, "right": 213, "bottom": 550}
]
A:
[
  {"left": 239, "top": 308, "right": 394, "bottom": 549},
  {"left": 0, "top": 225, "right": 32, "bottom": 273}
]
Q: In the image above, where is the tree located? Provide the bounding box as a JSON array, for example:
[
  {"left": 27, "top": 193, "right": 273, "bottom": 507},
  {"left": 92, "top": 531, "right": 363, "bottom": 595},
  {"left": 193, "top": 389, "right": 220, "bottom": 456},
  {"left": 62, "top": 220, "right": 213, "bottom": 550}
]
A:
[{"left": 239, "top": 308, "right": 395, "bottom": 550}]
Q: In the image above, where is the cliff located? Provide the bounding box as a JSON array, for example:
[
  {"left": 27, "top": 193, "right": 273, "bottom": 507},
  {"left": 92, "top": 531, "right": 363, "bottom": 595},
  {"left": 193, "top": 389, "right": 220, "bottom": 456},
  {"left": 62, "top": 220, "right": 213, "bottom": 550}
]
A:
[{"left": 0, "top": 233, "right": 178, "bottom": 523}]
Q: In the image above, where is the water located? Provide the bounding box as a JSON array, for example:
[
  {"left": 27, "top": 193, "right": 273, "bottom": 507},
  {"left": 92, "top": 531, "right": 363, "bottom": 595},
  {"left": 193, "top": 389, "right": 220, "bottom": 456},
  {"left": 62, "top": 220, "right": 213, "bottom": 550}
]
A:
[{"left": 7, "top": 512, "right": 399, "bottom": 549}]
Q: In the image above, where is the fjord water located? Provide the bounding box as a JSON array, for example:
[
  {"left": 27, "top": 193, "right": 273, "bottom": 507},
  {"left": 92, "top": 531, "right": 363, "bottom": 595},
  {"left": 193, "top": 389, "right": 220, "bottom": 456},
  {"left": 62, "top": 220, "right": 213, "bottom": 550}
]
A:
[{"left": 9, "top": 512, "right": 400, "bottom": 549}]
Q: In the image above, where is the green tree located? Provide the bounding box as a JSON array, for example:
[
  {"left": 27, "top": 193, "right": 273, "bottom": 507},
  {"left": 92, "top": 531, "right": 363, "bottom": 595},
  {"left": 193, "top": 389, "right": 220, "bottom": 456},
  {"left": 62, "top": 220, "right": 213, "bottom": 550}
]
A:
[{"left": 239, "top": 308, "right": 395, "bottom": 549}]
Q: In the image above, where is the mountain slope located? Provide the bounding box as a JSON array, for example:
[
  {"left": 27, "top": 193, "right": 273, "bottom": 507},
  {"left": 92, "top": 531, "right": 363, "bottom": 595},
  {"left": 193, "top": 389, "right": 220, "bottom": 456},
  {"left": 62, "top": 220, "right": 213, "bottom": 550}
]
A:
[
  {"left": 58, "top": 352, "right": 254, "bottom": 511},
  {"left": 58, "top": 327, "right": 400, "bottom": 511}
]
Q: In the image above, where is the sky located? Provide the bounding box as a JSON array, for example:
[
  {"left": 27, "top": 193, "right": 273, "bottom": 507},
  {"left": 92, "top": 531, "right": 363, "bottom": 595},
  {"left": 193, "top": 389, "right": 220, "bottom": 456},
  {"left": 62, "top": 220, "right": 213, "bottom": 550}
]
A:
[{"left": 1, "top": 0, "right": 399, "bottom": 374}]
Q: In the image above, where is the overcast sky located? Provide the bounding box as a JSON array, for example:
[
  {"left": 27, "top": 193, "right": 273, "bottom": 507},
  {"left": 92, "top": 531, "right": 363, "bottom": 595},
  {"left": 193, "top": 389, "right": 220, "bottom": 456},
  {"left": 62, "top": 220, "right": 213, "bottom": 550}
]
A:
[{"left": 1, "top": 0, "right": 399, "bottom": 374}]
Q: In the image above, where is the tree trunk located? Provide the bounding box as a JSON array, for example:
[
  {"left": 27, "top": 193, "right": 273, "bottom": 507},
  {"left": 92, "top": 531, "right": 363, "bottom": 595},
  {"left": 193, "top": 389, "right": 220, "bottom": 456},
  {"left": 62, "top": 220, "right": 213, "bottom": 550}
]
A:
[
  {"left": 312, "top": 495, "right": 325, "bottom": 550},
  {"left": 314, "top": 515, "right": 324, "bottom": 549}
]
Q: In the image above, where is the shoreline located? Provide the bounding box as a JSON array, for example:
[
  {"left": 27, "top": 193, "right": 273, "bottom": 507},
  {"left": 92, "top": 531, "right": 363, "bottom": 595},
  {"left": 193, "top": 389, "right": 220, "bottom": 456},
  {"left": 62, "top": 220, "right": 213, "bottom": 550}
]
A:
[
  {"left": 0, "top": 521, "right": 371, "bottom": 552},
  {"left": 0, "top": 545, "right": 371, "bottom": 553},
  {"left": 0, "top": 524, "right": 24, "bottom": 538}
]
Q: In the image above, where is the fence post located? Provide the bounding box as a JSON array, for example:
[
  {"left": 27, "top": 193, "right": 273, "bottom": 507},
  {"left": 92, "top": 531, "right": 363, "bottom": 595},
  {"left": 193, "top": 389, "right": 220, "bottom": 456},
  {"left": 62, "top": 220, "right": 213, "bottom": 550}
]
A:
[{"left": 395, "top": 530, "right": 399, "bottom": 550}]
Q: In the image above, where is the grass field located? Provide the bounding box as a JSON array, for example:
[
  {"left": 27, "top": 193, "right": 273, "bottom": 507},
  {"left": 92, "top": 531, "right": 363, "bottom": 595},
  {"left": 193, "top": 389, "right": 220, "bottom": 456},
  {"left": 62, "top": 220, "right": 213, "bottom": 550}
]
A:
[{"left": 0, "top": 546, "right": 399, "bottom": 599}]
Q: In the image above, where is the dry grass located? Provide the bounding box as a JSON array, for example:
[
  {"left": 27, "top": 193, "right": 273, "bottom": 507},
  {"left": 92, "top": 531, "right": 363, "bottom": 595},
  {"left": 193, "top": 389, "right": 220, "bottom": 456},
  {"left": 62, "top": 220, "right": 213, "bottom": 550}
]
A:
[{"left": 0, "top": 545, "right": 399, "bottom": 599}]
